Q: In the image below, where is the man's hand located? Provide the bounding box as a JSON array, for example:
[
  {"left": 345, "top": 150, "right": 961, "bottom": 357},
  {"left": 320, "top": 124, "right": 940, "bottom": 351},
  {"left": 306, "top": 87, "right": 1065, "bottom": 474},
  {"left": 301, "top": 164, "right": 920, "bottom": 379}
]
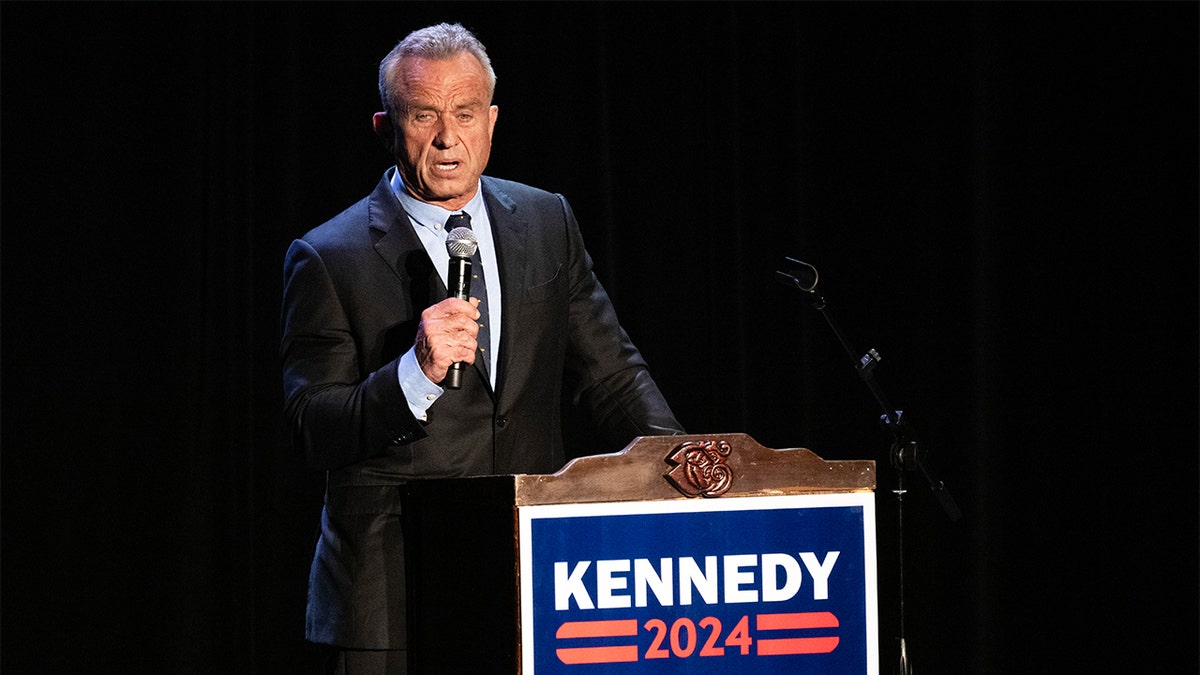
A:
[{"left": 414, "top": 297, "right": 481, "bottom": 384}]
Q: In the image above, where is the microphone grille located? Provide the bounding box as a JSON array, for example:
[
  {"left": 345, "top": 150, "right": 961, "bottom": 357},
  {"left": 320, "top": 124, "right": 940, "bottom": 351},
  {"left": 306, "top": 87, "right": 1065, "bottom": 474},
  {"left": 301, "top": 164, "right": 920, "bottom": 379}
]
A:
[{"left": 445, "top": 227, "right": 478, "bottom": 258}]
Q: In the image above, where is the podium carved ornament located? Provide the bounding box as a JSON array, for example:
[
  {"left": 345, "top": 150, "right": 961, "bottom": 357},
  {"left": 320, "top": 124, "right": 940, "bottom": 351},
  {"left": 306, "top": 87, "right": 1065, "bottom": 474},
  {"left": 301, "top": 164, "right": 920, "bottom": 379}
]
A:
[{"left": 663, "top": 439, "right": 734, "bottom": 497}]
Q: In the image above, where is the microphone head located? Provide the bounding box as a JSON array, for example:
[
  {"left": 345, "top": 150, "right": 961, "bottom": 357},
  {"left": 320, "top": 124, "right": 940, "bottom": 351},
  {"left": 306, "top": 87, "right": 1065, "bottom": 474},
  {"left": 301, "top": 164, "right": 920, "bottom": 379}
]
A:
[{"left": 446, "top": 227, "right": 478, "bottom": 258}]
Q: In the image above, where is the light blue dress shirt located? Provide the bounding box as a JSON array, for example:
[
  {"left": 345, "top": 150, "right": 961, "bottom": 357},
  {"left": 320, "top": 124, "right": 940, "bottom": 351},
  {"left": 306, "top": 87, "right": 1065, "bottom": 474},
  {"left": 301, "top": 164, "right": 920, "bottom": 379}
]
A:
[{"left": 388, "top": 169, "right": 502, "bottom": 420}]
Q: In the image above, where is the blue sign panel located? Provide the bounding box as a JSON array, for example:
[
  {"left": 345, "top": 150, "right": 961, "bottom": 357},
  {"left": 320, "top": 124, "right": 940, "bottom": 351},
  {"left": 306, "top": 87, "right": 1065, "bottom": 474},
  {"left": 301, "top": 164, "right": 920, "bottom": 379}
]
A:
[{"left": 518, "top": 493, "right": 877, "bottom": 674}]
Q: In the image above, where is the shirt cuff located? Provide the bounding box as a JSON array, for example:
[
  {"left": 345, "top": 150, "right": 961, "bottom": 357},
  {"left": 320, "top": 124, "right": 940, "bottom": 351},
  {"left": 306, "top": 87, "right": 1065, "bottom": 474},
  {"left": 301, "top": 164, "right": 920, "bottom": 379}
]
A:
[{"left": 398, "top": 348, "right": 443, "bottom": 421}]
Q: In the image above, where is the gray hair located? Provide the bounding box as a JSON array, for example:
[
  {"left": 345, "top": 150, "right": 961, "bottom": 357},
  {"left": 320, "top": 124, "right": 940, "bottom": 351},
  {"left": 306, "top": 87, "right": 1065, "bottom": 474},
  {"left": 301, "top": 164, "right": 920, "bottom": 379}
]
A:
[{"left": 378, "top": 23, "right": 497, "bottom": 120}]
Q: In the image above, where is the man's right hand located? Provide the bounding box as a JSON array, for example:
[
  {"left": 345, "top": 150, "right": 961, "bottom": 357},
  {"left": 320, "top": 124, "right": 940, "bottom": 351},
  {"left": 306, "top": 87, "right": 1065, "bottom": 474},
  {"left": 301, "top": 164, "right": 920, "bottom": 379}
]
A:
[{"left": 414, "top": 296, "right": 481, "bottom": 384}]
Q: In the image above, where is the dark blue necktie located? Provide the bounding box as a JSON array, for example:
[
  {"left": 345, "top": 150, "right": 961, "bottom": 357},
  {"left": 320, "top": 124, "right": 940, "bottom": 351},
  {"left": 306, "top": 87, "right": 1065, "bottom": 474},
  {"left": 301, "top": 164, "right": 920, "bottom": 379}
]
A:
[{"left": 446, "top": 212, "right": 490, "bottom": 382}]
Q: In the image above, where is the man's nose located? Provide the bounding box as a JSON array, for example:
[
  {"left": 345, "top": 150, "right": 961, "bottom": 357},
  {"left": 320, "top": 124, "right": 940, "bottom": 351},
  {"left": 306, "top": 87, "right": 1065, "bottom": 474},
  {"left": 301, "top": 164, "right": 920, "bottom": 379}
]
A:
[{"left": 432, "top": 115, "right": 458, "bottom": 149}]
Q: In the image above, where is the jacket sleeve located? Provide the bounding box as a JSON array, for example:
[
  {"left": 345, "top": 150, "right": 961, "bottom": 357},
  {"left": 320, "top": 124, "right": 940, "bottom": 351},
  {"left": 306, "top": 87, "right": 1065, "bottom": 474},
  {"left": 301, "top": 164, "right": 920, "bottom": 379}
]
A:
[
  {"left": 280, "top": 238, "right": 427, "bottom": 471},
  {"left": 557, "top": 194, "right": 686, "bottom": 450}
]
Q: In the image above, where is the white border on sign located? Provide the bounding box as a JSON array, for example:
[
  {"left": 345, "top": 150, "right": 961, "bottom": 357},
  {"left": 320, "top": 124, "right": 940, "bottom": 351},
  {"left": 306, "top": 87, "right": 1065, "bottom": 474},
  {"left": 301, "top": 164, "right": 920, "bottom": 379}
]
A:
[{"left": 517, "top": 492, "right": 878, "bottom": 674}]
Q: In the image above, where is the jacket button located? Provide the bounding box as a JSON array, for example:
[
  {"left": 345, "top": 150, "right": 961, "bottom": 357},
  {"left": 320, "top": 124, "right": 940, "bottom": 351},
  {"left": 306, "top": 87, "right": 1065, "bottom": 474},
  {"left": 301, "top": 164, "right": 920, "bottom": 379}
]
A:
[{"left": 495, "top": 416, "right": 509, "bottom": 429}]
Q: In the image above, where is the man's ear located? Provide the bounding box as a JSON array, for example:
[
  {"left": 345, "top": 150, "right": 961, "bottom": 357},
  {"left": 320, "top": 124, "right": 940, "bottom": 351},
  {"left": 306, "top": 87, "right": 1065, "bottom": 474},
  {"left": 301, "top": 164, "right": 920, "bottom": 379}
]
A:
[{"left": 372, "top": 112, "right": 394, "bottom": 153}]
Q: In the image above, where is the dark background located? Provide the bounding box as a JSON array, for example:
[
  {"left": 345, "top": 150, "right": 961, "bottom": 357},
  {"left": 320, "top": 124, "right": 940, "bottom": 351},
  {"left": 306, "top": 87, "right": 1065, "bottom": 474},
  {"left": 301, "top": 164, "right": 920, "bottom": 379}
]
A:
[{"left": 2, "top": 2, "right": 1196, "bottom": 673}]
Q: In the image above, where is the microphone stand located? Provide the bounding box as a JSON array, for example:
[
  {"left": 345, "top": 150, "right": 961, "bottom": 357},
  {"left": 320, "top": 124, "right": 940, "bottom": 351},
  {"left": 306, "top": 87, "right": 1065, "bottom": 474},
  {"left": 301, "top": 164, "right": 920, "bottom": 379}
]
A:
[{"left": 774, "top": 257, "right": 961, "bottom": 675}]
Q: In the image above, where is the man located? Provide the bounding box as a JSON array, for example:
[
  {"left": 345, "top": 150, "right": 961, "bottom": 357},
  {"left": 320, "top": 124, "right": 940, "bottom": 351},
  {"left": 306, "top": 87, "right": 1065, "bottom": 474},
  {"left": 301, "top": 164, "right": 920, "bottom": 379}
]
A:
[{"left": 280, "top": 23, "right": 683, "bottom": 672}]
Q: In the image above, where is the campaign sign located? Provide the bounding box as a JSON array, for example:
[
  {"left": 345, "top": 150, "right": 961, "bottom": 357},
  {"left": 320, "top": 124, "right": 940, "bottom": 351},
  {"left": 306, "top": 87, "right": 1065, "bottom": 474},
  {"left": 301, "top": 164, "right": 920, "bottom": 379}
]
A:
[{"left": 518, "top": 492, "right": 878, "bottom": 674}]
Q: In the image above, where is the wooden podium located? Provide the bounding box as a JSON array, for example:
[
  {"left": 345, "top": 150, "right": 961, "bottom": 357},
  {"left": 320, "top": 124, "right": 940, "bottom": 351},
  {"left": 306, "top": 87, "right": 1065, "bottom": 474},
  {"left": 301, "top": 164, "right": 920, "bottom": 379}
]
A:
[{"left": 402, "top": 433, "right": 877, "bottom": 674}]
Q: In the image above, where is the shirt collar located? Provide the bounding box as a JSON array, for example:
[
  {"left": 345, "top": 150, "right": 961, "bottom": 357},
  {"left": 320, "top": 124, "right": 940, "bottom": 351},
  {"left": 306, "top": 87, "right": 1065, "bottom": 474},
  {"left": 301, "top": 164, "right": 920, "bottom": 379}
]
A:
[{"left": 389, "top": 168, "right": 485, "bottom": 236}]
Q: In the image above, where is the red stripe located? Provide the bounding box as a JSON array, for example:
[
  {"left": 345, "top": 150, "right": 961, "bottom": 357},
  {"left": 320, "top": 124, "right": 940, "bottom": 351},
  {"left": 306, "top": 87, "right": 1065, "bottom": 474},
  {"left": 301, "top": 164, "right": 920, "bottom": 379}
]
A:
[
  {"left": 555, "top": 619, "right": 639, "bottom": 639},
  {"left": 757, "top": 636, "right": 841, "bottom": 655},
  {"left": 756, "top": 611, "right": 839, "bottom": 631},
  {"left": 556, "top": 645, "right": 640, "bottom": 664}
]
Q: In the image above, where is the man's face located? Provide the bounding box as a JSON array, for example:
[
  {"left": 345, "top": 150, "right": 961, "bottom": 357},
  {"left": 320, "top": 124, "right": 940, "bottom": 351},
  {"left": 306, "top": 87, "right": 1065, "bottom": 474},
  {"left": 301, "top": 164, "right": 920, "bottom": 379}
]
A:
[{"left": 386, "top": 52, "right": 498, "bottom": 210}]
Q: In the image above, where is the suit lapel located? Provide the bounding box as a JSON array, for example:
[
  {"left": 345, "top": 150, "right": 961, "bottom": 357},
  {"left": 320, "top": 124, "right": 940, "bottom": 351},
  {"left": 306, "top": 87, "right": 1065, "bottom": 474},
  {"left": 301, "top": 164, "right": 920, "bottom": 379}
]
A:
[
  {"left": 368, "top": 174, "right": 444, "bottom": 308},
  {"left": 482, "top": 178, "right": 528, "bottom": 396}
]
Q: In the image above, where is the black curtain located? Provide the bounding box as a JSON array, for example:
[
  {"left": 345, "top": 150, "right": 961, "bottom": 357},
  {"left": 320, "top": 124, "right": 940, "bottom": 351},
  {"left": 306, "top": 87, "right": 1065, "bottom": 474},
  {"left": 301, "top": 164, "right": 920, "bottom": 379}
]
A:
[{"left": 3, "top": 2, "right": 1196, "bottom": 673}]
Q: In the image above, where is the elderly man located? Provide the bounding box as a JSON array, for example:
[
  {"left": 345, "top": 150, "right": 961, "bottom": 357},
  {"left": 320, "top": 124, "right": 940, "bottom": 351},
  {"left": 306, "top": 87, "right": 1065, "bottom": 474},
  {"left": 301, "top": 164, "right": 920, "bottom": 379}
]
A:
[{"left": 280, "top": 22, "right": 683, "bottom": 673}]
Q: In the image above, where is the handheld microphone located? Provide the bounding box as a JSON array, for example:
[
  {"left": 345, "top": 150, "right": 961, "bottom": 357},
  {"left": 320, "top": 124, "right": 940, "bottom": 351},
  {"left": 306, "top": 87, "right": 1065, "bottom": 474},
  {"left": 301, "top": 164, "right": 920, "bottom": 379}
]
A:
[{"left": 443, "top": 227, "right": 478, "bottom": 389}]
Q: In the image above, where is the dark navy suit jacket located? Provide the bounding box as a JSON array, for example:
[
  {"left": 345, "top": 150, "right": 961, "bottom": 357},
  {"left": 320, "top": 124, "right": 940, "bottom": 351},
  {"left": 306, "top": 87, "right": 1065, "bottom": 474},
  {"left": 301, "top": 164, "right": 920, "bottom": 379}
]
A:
[{"left": 281, "top": 171, "right": 682, "bottom": 649}]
